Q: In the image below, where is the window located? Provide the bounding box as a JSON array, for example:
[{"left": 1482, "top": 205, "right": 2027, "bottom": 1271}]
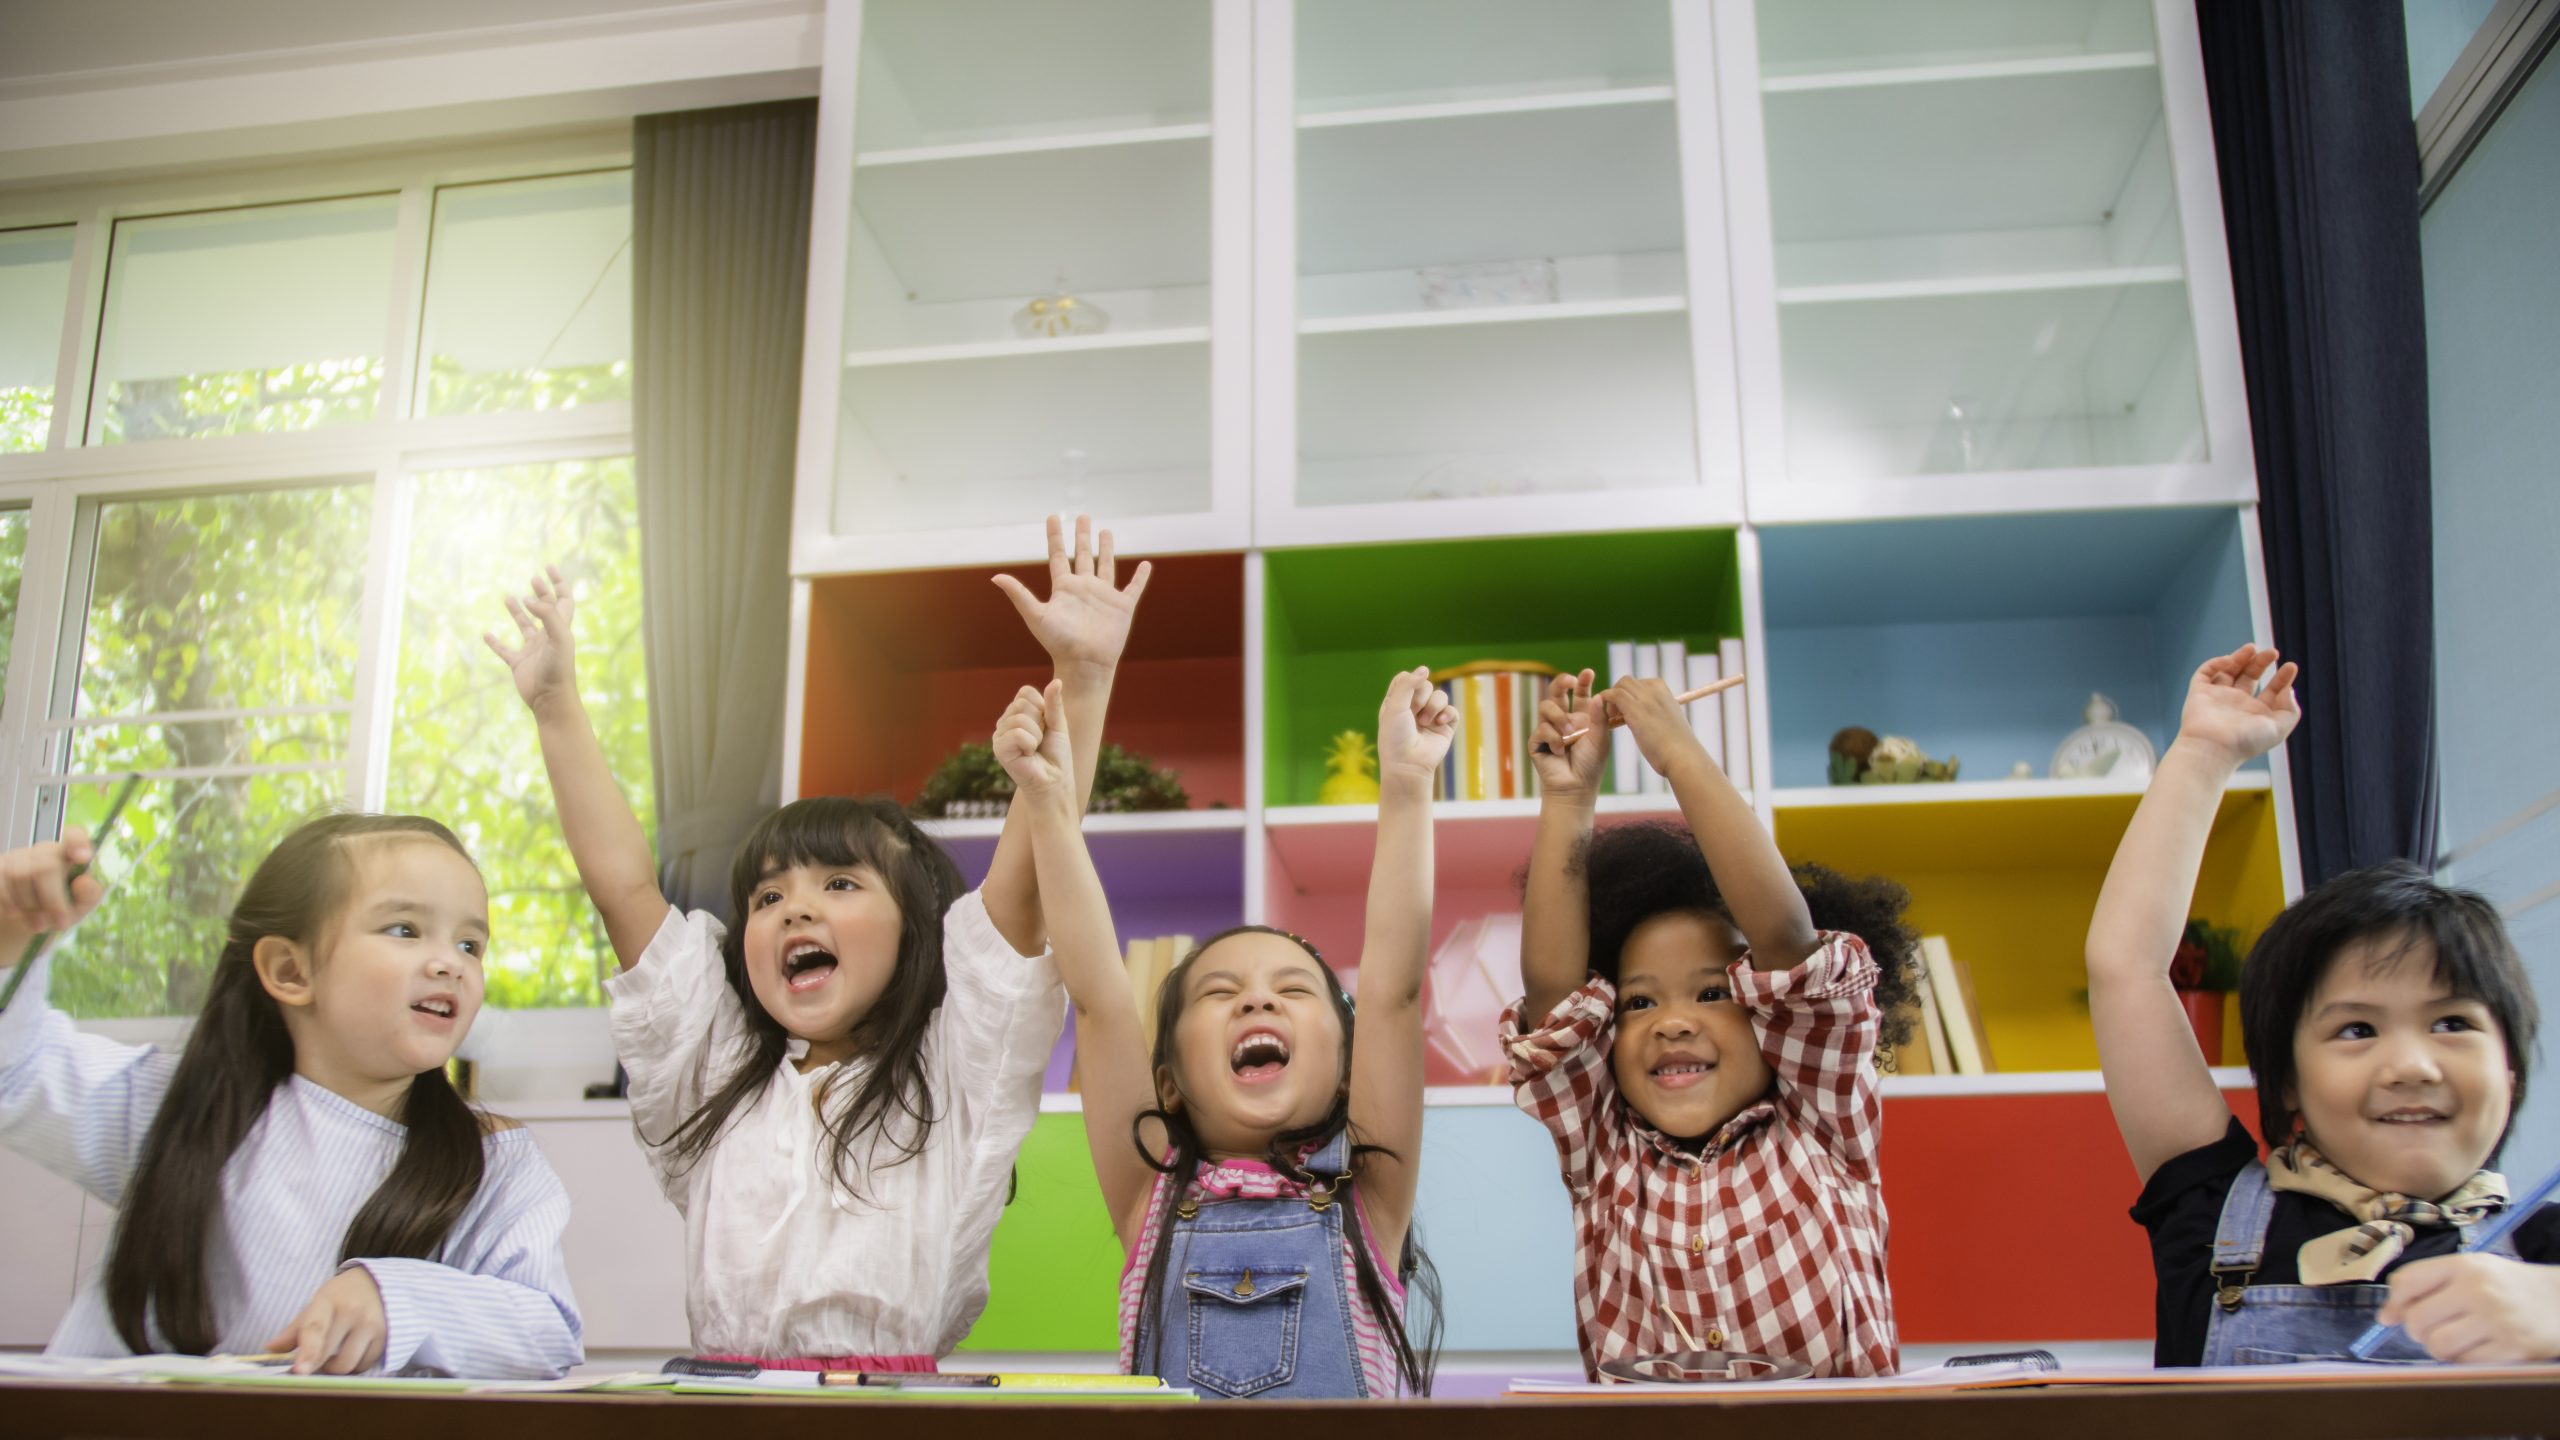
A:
[
  {"left": 0, "top": 506, "right": 29, "bottom": 683},
  {"left": 389, "top": 457, "right": 649, "bottom": 1007},
  {"left": 418, "top": 170, "right": 633, "bottom": 416},
  {"left": 42, "top": 484, "right": 372, "bottom": 1018},
  {"left": 88, "top": 195, "right": 399, "bottom": 443},
  {"left": 0, "top": 226, "right": 75, "bottom": 452}
]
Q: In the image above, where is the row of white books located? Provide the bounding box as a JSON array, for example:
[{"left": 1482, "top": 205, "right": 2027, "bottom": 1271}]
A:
[{"left": 1608, "top": 637, "right": 1751, "bottom": 796}]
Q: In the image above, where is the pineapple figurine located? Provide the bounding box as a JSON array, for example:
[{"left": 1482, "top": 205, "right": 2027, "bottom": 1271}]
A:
[{"left": 1317, "top": 729, "right": 1382, "bottom": 805}]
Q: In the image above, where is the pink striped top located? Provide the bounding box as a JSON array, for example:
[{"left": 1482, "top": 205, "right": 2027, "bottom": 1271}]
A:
[{"left": 1115, "top": 1153, "right": 1407, "bottom": 1397}]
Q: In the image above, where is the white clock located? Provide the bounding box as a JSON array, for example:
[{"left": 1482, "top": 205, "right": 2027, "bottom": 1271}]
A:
[{"left": 2051, "top": 693, "right": 2157, "bottom": 782}]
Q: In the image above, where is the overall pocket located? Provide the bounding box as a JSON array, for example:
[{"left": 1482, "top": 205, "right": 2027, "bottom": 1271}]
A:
[{"left": 1183, "top": 1265, "right": 1311, "bottom": 1398}]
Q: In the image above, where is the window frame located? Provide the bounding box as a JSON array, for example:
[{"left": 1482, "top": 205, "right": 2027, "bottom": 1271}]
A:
[{"left": 0, "top": 132, "right": 642, "bottom": 1025}]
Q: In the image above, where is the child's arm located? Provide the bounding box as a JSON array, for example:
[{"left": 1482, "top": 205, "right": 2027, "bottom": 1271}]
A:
[
  {"left": 485, "top": 567, "right": 669, "bottom": 969},
  {"left": 980, "top": 515, "right": 1153, "bottom": 957},
  {"left": 2380, "top": 1253, "right": 2560, "bottom": 1364},
  {"left": 2088, "top": 643, "right": 2299, "bottom": 1183},
  {"left": 1348, "top": 669, "right": 1455, "bottom": 1250},
  {"left": 1612, "top": 677, "right": 1821, "bottom": 971},
  {"left": 991, "top": 680, "right": 1156, "bottom": 1247},
  {"left": 1522, "top": 670, "right": 1605, "bottom": 1024}
]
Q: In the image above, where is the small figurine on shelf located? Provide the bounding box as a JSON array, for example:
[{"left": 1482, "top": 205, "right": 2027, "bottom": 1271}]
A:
[
  {"left": 1317, "top": 729, "right": 1381, "bottom": 806},
  {"left": 1829, "top": 727, "right": 1958, "bottom": 784},
  {"left": 1012, "top": 268, "right": 1109, "bottom": 340},
  {"left": 2051, "top": 692, "right": 2158, "bottom": 781},
  {"left": 2169, "top": 919, "right": 2247, "bottom": 1062}
]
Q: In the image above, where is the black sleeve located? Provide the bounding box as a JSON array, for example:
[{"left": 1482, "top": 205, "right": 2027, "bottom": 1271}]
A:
[
  {"left": 2128, "top": 1118, "right": 2260, "bottom": 1368},
  {"left": 2511, "top": 1202, "right": 2560, "bottom": 1264}
]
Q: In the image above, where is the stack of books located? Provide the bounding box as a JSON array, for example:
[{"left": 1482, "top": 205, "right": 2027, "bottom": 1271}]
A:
[
  {"left": 1881, "top": 935, "right": 1998, "bottom": 1076},
  {"left": 1429, "top": 662, "right": 1558, "bottom": 802},
  {"left": 1606, "top": 637, "right": 1751, "bottom": 796}
]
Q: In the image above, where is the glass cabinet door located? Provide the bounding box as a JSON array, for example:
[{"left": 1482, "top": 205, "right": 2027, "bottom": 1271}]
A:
[
  {"left": 1280, "top": 0, "right": 1721, "bottom": 523},
  {"left": 1749, "top": 0, "right": 2210, "bottom": 485},
  {"left": 824, "top": 0, "right": 1227, "bottom": 543}
]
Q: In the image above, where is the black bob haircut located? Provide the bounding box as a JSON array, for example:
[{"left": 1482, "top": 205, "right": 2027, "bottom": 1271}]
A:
[
  {"left": 1540, "top": 820, "right": 1922, "bottom": 1053},
  {"left": 2238, "top": 860, "right": 2539, "bottom": 1154}
]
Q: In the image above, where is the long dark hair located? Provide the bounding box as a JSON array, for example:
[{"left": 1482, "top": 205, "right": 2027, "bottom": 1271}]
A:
[
  {"left": 2240, "top": 860, "right": 2539, "bottom": 1156},
  {"left": 105, "top": 814, "right": 489, "bottom": 1355},
  {"left": 1128, "top": 925, "right": 1442, "bottom": 1396},
  {"left": 653, "top": 796, "right": 964, "bottom": 1201}
]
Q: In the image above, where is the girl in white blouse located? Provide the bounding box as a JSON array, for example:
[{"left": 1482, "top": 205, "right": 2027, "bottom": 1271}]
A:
[
  {"left": 0, "top": 814, "right": 582, "bottom": 1378},
  {"left": 487, "top": 519, "right": 1147, "bottom": 1366}
]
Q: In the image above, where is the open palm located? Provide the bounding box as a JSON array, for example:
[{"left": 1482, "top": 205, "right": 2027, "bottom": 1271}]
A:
[
  {"left": 482, "top": 565, "right": 579, "bottom": 713},
  {"left": 993, "top": 514, "right": 1153, "bottom": 671},
  {"left": 2179, "top": 643, "right": 2300, "bottom": 766}
]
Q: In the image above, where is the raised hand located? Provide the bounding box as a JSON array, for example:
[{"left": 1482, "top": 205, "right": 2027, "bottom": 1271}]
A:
[
  {"left": 1377, "top": 667, "right": 1457, "bottom": 784},
  {"left": 268, "top": 1267, "right": 388, "bottom": 1375},
  {"left": 482, "top": 565, "right": 580, "bottom": 716},
  {"left": 992, "top": 515, "right": 1154, "bottom": 675},
  {"left": 0, "top": 829, "right": 104, "bottom": 938},
  {"left": 1530, "top": 669, "right": 1607, "bottom": 798},
  {"left": 992, "top": 680, "right": 1073, "bottom": 799},
  {"left": 1603, "top": 677, "right": 1709, "bottom": 781},
  {"left": 2172, "top": 644, "right": 2300, "bottom": 769}
]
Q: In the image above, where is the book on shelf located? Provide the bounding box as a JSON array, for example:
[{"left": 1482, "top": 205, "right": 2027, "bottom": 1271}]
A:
[
  {"left": 1631, "top": 643, "right": 1665, "bottom": 794},
  {"left": 1919, "top": 936, "right": 1989, "bottom": 1075},
  {"left": 1429, "top": 663, "right": 1559, "bottom": 804},
  {"left": 1909, "top": 947, "right": 1955, "bottom": 1078},
  {"left": 1606, "top": 641, "right": 1639, "bottom": 798},
  {"left": 1717, "top": 636, "right": 1750, "bottom": 791},
  {"left": 1683, "top": 648, "right": 1726, "bottom": 771},
  {"left": 1880, "top": 993, "right": 1938, "bottom": 1076}
]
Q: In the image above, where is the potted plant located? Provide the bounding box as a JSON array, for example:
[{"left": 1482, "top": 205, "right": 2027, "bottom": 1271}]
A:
[{"left": 2170, "top": 920, "right": 2246, "bottom": 1063}]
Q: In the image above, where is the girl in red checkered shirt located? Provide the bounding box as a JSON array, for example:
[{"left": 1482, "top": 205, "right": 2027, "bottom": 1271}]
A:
[{"left": 1501, "top": 672, "right": 1920, "bottom": 1380}]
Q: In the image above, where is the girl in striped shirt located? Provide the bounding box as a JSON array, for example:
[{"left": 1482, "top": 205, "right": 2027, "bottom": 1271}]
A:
[
  {"left": 1066, "top": 669, "right": 1452, "bottom": 1398},
  {"left": 0, "top": 814, "right": 582, "bottom": 1378}
]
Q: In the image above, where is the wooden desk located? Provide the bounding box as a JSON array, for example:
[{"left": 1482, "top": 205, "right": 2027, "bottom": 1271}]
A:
[{"left": 4, "top": 1374, "right": 2558, "bottom": 1440}]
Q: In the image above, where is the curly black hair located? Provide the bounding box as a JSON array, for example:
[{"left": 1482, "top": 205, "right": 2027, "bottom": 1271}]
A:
[{"left": 1541, "top": 820, "right": 1922, "bottom": 1055}]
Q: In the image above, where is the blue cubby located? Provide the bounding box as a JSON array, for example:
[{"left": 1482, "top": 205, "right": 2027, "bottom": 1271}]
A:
[{"left": 1759, "top": 507, "right": 2260, "bottom": 789}]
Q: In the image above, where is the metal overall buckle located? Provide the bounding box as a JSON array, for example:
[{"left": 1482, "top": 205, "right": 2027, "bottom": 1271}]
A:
[
  {"left": 1306, "top": 1171, "right": 1354, "bottom": 1212},
  {"left": 2213, "top": 1264, "right": 2255, "bottom": 1312}
]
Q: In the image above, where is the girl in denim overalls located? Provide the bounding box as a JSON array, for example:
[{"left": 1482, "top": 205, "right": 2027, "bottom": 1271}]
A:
[
  {"left": 1062, "top": 670, "right": 1452, "bottom": 1397},
  {"left": 2088, "top": 645, "right": 2560, "bottom": 1366}
]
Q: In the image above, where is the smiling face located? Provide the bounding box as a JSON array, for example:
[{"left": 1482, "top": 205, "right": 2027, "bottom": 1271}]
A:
[
  {"left": 1159, "top": 932, "right": 1348, "bottom": 1157},
  {"left": 294, "top": 836, "right": 491, "bottom": 1088},
  {"left": 2288, "top": 932, "right": 2514, "bottom": 1198},
  {"left": 740, "top": 858, "right": 906, "bottom": 1059},
  {"left": 1609, "top": 910, "right": 1774, "bottom": 1142}
]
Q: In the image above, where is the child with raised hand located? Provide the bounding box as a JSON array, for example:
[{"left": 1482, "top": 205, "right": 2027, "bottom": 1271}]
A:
[
  {"left": 1066, "top": 668, "right": 1452, "bottom": 1398},
  {"left": 2090, "top": 644, "right": 2560, "bottom": 1366},
  {"left": 1504, "top": 671, "right": 1916, "bottom": 1381},
  {"left": 0, "top": 815, "right": 580, "bottom": 1378},
  {"left": 485, "top": 515, "right": 1148, "bottom": 1369}
]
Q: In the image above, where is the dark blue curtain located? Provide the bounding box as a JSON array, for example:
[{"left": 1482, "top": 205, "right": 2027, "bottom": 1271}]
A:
[{"left": 2195, "top": 1, "right": 2437, "bottom": 884}]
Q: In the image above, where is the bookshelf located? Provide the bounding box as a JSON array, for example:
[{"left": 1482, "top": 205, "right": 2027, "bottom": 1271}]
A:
[{"left": 794, "top": 0, "right": 2288, "bottom": 1352}]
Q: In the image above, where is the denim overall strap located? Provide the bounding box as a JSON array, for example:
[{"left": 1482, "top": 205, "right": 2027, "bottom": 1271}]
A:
[
  {"left": 1135, "top": 1137, "right": 1369, "bottom": 1399},
  {"left": 2199, "top": 1160, "right": 2528, "bottom": 1366}
]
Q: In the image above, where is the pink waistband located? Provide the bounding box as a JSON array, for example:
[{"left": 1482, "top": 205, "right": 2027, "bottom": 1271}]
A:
[{"left": 693, "top": 1352, "right": 939, "bottom": 1373}]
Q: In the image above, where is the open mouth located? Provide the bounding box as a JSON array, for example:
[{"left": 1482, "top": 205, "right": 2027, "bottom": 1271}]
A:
[
  {"left": 1230, "top": 1029, "right": 1291, "bottom": 1083},
  {"left": 781, "top": 937, "right": 839, "bottom": 993},
  {"left": 1651, "top": 1057, "right": 1715, "bottom": 1091},
  {"left": 411, "top": 997, "right": 457, "bottom": 1022}
]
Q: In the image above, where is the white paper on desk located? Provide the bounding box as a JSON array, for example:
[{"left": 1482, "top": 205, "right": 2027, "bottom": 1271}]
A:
[
  {"left": 0, "top": 1353, "right": 286, "bottom": 1381},
  {"left": 1505, "top": 1358, "right": 2063, "bottom": 1396}
]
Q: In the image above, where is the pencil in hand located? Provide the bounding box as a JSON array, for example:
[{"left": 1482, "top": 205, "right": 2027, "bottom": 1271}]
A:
[{"left": 1542, "top": 673, "right": 1746, "bottom": 751}]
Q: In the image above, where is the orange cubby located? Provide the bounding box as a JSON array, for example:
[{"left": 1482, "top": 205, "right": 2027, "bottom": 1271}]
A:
[{"left": 799, "top": 551, "right": 1246, "bottom": 810}]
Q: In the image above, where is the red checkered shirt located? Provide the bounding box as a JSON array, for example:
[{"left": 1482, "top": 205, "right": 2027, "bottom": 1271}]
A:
[{"left": 1500, "top": 932, "right": 1898, "bottom": 1380}]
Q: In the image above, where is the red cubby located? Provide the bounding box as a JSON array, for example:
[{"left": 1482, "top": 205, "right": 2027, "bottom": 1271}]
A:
[{"left": 799, "top": 552, "right": 1246, "bottom": 809}]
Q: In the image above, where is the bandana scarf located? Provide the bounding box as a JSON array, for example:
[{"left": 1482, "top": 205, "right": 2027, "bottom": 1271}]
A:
[{"left": 2264, "top": 1140, "right": 2507, "bottom": 1283}]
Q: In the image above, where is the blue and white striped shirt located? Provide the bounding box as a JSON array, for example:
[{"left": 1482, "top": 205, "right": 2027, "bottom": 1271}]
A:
[{"left": 0, "top": 954, "right": 584, "bottom": 1378}]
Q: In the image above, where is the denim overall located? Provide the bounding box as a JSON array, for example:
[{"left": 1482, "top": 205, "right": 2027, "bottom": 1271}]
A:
[
  {"left": 1132, "top": 1135, "right": 1374, "bottom": 1399},
  {"left": 2201, "top": 1160, "right": 2522, "bottom": 1365}
]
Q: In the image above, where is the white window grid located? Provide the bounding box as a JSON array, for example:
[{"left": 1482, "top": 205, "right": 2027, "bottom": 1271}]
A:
[{"left": 0, "top": 131, "right": 637, "bottom": 861}]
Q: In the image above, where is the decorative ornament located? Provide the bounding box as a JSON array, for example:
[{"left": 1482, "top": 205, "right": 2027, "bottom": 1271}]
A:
[
  {"left": 1013, "top": 269, "right": 1109, "bottom": 339},
  {"left": 1827, "top": 727, "right": 1879, "bottom": 785},
  {"left": 2051, "top": 693, "right": 2157, "bottom": 781},
  {"left": 1831, "top": 727, "right": 1957, "bottom": 784},
  {"left": 1317, "top": 730, "right": 1381, "bottom": 806}
]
